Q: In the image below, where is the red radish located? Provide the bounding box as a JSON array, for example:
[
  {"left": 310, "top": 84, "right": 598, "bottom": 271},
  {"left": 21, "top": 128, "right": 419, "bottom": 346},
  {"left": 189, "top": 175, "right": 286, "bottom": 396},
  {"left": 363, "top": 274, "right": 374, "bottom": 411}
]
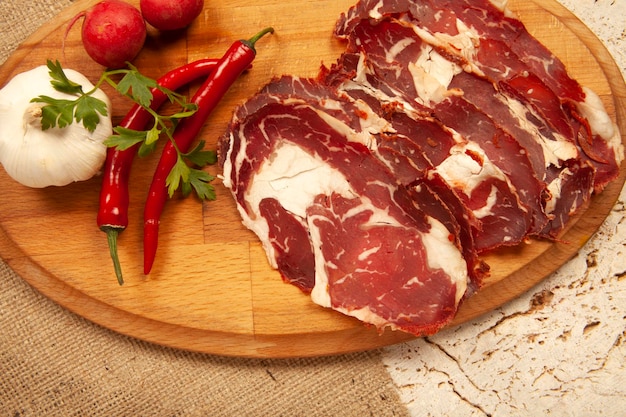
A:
[
  {"left": 65, "top": 0, "right": 147, "bottom": 69},
  {"left": 140, "top": 0, "right": 204, "bottom": 31}
]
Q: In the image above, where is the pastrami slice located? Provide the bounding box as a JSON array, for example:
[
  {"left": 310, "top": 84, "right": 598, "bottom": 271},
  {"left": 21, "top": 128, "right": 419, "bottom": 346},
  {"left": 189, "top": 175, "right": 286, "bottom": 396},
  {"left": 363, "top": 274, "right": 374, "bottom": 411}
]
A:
[{"left": 221, "top": 93, "right": 474, "bottom": 335}]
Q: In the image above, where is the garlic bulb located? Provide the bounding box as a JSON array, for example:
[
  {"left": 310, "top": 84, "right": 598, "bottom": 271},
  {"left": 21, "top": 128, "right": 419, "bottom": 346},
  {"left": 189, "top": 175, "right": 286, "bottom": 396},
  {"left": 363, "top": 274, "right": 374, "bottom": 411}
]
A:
[{"left": 0, "top": 65, "right": 112, "bottom": 188}]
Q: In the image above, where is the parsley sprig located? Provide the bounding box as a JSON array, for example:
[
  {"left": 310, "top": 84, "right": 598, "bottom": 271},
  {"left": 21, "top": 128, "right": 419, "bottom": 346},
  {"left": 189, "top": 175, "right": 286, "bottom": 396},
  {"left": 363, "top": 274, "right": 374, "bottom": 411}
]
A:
[
  {"left": 169, "top": 140, "right": 217, "bottom": 199},
  {"left": 31, "top": 60, "right": 109, "bottom": 132},
  {"left": 31, "top": 59, "right": 216, "bottom": 201}
]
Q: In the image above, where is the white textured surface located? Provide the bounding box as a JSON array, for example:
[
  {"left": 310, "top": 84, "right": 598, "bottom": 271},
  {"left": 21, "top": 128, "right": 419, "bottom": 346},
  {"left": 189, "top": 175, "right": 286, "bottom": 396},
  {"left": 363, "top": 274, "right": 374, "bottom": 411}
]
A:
[{"left": 382, "top": 1, "right": 626, "bottom": 416}]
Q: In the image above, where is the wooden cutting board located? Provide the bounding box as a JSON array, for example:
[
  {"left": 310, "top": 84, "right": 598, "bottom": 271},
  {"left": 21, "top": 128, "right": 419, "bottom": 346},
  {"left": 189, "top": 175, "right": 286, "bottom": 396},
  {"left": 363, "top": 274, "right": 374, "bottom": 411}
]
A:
[{"left": 0, "top": 0, "right": 624, "bottom": 358}]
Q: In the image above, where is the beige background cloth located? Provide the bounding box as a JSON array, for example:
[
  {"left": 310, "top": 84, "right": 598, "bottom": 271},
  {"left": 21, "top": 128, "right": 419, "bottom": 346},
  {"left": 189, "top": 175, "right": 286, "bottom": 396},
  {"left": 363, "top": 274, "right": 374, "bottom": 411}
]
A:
[{"left": 0, "top": 1, "right": 410, "bottom": 415}]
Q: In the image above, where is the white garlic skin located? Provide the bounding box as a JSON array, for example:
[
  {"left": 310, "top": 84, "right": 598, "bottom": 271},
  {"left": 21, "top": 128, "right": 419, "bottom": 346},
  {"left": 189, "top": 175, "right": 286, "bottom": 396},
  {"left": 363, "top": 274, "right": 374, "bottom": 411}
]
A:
[{"left": 0, "top": 65, "right": 112, "bottom": 188}]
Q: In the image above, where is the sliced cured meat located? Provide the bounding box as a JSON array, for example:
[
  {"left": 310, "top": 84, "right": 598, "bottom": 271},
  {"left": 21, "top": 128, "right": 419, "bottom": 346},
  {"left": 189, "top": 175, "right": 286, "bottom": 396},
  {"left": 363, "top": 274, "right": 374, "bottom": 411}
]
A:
[
  {"left": 475, "top": 43, "right": 621, "bottom": 191},
  {"left": 341, "top": 20, "right": 448, "bottom": 110},
  {"left": 410, "top": 172, "right": 488, "bottom": 295},
  {"left": 359, "top": 94, "right": 534, "bottom": 251},
  {"left": 336, "top": 0, "right": 623, "bottom": 193},
  {"left": 325, "top": 22, "right": 548, "bottom": 247},
  {"left": 219, "top": 0, "right": 622, "bottom": 337},
  {"left": 428, "top": 1, "right": 585, "bottom": 102},
  {"left": 257, "top": 75, "right": 488, "bottom": 275},
  {"left": 433, "top": 96, "right": 544, "bottom": 238},
  {"left": 306, "top": 191, "right": 462, "bottom": 335},
  {"left": 446, "top": 71, "right": 599, "bottom": 234},
  {"left": 336, "top": 0, "right": 583, "bottom": 101},
  {"left": 332, "top": 13, "right": 624, "bottom": 237},
  {"left": 326, "top": 66, "right": 525, "bottom": 250},
  {"left": 258, "top": 198, "right": 316, "bottom": 292},
  {"left": 221, "top": 87, "right": 483, "bottom": 335},
  {"left": 541, "top": 161, "right": 596, "bottom": 238}
]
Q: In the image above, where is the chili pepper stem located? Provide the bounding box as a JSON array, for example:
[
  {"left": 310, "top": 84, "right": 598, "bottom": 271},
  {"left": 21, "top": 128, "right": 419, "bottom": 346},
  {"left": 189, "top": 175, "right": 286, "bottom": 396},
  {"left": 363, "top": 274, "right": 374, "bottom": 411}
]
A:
[
  {"left": 242, "top": 27, "right": 275, "bottom": 51},
  {"left": 105, "top": 228, "right": 124, "bottom": 285}
]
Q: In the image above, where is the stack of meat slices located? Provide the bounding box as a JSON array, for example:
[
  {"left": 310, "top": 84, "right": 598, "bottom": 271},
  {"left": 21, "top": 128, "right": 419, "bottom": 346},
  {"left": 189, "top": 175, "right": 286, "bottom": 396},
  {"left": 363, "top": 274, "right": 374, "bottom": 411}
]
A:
[{"left": 219, "top": 0, "right": 624, "bottom": 336}]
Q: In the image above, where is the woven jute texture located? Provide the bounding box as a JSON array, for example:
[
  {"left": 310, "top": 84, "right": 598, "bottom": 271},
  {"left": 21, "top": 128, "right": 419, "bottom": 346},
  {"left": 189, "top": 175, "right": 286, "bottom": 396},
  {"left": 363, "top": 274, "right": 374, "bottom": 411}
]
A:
[{"left": 0, "top": 1, "right": 410, "bottom": 416}]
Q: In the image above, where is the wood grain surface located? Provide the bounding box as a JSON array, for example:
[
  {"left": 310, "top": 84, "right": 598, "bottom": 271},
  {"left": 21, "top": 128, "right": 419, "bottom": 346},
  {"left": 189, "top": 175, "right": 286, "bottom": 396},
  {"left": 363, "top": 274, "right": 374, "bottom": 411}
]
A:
[{"left": 0, "top": 0, "right": 624, "bottom": 358}]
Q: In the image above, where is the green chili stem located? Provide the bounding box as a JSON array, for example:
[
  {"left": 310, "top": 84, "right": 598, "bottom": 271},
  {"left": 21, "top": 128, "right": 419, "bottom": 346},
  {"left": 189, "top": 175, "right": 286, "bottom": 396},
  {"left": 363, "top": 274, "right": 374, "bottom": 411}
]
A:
[
  {"left": 105, "top": 228, "right": 124, "bottom": 286},
  {"left": 243, "top": 27, "right": 275, "bottom": 52}
]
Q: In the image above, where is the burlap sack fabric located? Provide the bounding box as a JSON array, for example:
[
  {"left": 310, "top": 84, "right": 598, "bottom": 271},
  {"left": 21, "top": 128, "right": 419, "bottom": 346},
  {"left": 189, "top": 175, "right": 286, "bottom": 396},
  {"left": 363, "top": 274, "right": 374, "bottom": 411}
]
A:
[{"left": 0, "top": 1, "right": 410, "bottom": 416}]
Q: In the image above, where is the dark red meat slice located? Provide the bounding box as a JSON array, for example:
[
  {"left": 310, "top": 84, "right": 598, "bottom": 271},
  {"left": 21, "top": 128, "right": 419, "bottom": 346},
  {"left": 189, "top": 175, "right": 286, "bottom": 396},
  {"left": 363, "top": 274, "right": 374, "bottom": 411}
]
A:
[
  {"left": 258, "top": 198, "right": 316, "bottom": 292},
  {"left": 336, "top": 0, "right": 584, "bottom": 102},
  {"left": 541, "top": 161, "right": 596, "bottom": 238},
  {"left": 434, "top": 96, "right": 546, "bottom": 240},
  {"left": 325, "top": 23, "right": 548, "bottom": 247},
  {"left": 336, "top": 0, "right": 622, "bottom": 193},
  {"left": 221, "top": 89, "right": 480, "bottom": 335},
  {"left": 307, "top": 192, "right": 461, "bottom": 335},
  {"left": 422, "top": 0, "right": 586, "bottom": 102},
  {"left": 256, "top": 74, "right": 488, "bottom": 282},
  {"left": 448, "top": 71, "right": 549, "bottom": 180}
]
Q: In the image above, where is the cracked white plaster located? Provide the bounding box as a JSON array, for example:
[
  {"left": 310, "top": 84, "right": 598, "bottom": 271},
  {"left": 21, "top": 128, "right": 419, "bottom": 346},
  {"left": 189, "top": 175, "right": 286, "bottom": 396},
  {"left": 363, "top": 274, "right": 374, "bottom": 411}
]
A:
[{"left": 381, "top": 2, "right": 626, "bottom": 415}]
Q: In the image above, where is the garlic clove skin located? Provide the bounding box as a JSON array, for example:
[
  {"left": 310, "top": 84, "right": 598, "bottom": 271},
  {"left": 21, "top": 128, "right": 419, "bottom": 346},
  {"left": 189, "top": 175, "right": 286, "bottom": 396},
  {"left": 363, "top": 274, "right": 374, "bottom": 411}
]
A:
[{"left": 0, "top": 65, "right": 112, "bottom": 188}]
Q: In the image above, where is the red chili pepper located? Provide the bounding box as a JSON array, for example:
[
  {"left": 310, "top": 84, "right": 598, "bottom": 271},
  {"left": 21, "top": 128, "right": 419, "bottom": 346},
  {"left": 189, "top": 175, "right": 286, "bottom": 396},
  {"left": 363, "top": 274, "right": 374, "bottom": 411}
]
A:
[
  {"left": 143, "top": 27, "right": 275, "bottom": 274},
  {"left": 98, "top": 58, "right": 219, "bottom": 285}
]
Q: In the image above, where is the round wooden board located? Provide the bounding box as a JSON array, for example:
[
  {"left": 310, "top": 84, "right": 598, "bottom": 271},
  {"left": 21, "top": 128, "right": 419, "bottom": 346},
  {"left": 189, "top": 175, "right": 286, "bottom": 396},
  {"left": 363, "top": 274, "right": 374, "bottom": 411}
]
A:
[{"left": 0, "top": 0, "right": 624, "bottom": 358}]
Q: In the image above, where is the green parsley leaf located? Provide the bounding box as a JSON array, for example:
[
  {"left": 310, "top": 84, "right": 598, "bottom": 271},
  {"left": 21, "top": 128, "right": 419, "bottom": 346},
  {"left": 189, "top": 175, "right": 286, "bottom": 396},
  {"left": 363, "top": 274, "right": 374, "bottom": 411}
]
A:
[
  {"left": 183, "top": 169, "right": 216, "bottom": 200},
  {"left": 75, "top": 95, "right": 108, "bottom": 132},
  {"left": 145, "top": 126, "right": 162, "bottom": 145},
  {"left": 32, "top": 60, "right": 109, "bottom": 132},
  {"left": 165, "top": 150, "right": 217, "bottom": 200},
  {"left": 183, "top": 141, "right": 217, "bottom": 167},
  {"left": 166, "top": 156, "right": 189, "bottom": 198},
  {"left": 105, "top": 127, "right": 148, "bottom": 150},
  {"left": 116, "top": 70, "right": 157, "bottom": 108},
  {"left": 138, "top": 141, "right": 157, "bottom": 158},
  {"left": 46, "top": 59, "right": 84, "bottom": 95},
  {"left": 32, "top": 94, "right": 108, "bottom": 133},
  {"left": 32, "top": 96, "right": 74, "bottom": 130}
]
